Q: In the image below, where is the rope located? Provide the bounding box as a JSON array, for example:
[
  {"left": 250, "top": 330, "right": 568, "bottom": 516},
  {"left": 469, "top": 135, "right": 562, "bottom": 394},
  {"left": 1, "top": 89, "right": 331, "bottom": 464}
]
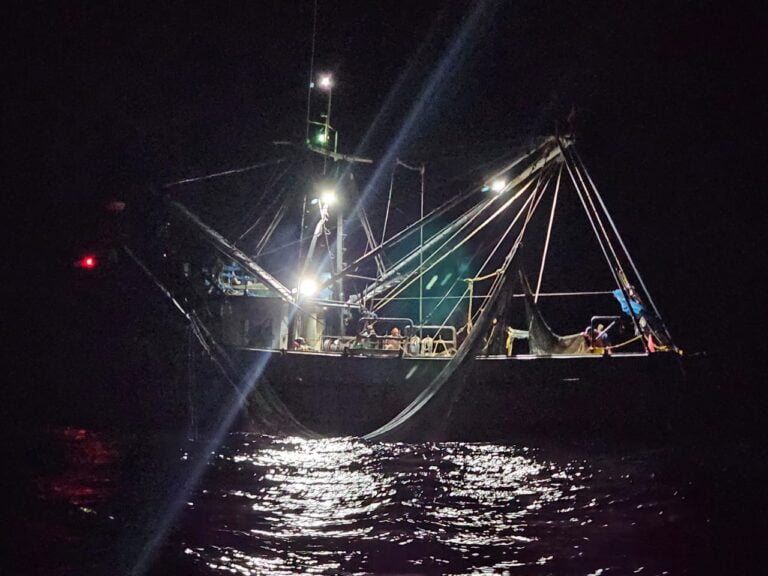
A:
[
  {"left": 605, "top": 335, "right": 642, "bottom": 351},
  {"left": 419, "top": 162, "right": 554, "bottom": 337},
  {"left": 563, "top": 145, "right": 625, "bottom": 279},
  {"left": 371, "top": 195, "right": 501, "bottom": 310},
  {"left": 468, "top": 270, "right": 502, "bottom": 283},
  {"left": 162, "top": 158, "right": 287, "bottom": 189},
  {"left": 380, "top": 167, "right": 395, "bottom": 244},
  {"left": 433, "top": 164, "right": 554, "bottom": 339},
  {"left": 373, "top": 176, "right": 538, "bottom": 311},
  {"left": 573, "top": 147, "right": 673, "bottom": 344},
  {"left": 465, "top": 270, "right": 501, "bottom": 333},
  {"left": 560, "top": 140, "right": 647, "bottom": 351},
  {"left": 305, "top": 0, "right": 318, "bottom": 143},
  {"left": 466, "top": 166, "right": 554, "bottom": 330},
  {"left": 535, "top": 162, "right": 563, "bottom": 302}
]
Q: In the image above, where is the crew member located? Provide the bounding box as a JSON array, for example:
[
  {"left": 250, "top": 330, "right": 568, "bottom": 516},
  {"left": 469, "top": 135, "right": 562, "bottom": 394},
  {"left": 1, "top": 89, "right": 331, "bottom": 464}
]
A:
[{"left": 383, "top": 327, "right": 401, "bottom": 350}]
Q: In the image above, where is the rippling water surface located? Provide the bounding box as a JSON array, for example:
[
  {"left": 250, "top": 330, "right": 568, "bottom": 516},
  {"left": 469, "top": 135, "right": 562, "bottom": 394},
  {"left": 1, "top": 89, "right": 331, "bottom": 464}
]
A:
[
  {"left": 181, "top": 436, "right": 684, "bottom": 575},
  {"left": 7, "top": 426, "right": 760, "bottom": 575}
]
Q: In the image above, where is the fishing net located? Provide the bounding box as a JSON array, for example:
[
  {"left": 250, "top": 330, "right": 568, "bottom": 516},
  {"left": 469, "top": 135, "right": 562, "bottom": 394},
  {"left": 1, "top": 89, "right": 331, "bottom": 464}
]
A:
[{"left": 521, "top": 272, "right": 589, "bottom": 355}]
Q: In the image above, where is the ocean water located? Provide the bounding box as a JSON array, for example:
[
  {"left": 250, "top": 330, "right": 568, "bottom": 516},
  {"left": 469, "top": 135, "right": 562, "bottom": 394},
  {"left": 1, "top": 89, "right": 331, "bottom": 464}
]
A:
[{"left": 6, "top": 421, "right": 761, "bottom": 575}]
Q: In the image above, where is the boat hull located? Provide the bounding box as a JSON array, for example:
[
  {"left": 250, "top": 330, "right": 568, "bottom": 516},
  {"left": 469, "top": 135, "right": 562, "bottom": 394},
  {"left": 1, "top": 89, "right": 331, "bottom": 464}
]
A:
[{"left": 230, "top": 348, "right": 694, "bottom": 442}]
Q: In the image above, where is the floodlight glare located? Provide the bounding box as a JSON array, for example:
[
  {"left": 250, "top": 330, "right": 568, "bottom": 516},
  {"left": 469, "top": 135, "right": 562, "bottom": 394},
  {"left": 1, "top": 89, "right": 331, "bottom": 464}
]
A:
[
  {"left": 491, "top": 179, "right": 507, "bottom": 193},
  {"left": 299, "top": 278, "right": 318, "bottom": 296},
  {"left": 320, "top": 189, "right": 337, "bottom": 205},
  {"left": 318, "top": 74, "right": 333, "bottom": 90}
]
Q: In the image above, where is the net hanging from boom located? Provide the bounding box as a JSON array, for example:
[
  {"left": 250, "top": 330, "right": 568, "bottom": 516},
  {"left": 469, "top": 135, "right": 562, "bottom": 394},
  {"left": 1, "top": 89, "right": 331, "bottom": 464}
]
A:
[{"left": 362, "top": 159, "right": 557, "bottom": 441}]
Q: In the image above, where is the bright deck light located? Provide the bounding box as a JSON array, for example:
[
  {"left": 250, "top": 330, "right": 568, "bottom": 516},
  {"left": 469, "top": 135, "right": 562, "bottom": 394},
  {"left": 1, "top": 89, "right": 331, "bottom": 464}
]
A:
[
  {"left": 299, "top": 278, "right": 318, "bottom": 296},
  {"left": 318, "top": 74, "right": 333, "bottom": 90},
  {"left": 320, "top": 189, "right": 337, "bottom": 205},
  {"left": 491, "top": 179, "right": 507, "bottom": 193}
]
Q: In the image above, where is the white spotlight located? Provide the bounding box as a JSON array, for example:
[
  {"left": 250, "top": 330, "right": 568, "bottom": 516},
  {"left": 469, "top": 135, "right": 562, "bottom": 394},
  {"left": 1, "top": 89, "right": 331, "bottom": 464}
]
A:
[
  {"left": 320, "top": 189, "right": 337, "bottom": 205},
  {"left": 318, "top": 74, "right": 333, "bottom": 90},
  {"left": 299, "top": 278, "right": 318, "bottom": 296},
  {"left": 491, "top": 179, "right": 507, "bottom": 193}
]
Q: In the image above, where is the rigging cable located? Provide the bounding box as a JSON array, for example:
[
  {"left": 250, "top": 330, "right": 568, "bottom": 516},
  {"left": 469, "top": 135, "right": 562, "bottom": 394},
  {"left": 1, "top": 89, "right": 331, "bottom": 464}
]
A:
[
  {"left": 565, "top": 143, "right": 660, "bottom": 348},
  {"left": 123, "top": 245, "right": 245, "bottom": 401},
  {"left": 236, "top": 159, "right": 294, "bottom": 243},
  {"left": 374, "top": 170, "right": 543, "bottom": 311},
  {"left": 362, "top": 199, "right": 526, "bottom": 441},
  {"left": 380, "top": 166, "right": 396, "bottom": 245},
  {"left": 534, "top": 162, "right": 563, "bottom": 302},
  {"left": 559, "top": 141, "right": 648, "bottom": 351},
  {"left": 123, "top": 245, "right": 315, "bottom": 436},
  {"left": 371, "top": 185, "right": 528, "bottom": 308},
  {"left": 369, "top": 196, "right": 494, "bottom": 291},
  {"left": 162, "top": 157, "right": 287, "bottom": 189},
  {"left": 414, "top": 153, "right": 556, "bottom": 326},
  {"left": 305, "top": 0, "right": 319, "bottom": 143},
  {"left": 371, "top": 194, "right": 503, "bottom": 310},
  {"left": 254, "top": 194, "right": 291, "bottom": 256},
  {"left": 362, "top": 141, "right": 563, "bottom": 300},
  {"left": 564, "top": 145, "right": 626, "bottom": 281},
  {"left": 464, "top": 168, "right": 554, "bottom": 331},
  {"left": 186, "top": 325, "right": 197, "bottom": 439},
  {"left": 572, "top": 147, "right": 672, "bottom": 342}
]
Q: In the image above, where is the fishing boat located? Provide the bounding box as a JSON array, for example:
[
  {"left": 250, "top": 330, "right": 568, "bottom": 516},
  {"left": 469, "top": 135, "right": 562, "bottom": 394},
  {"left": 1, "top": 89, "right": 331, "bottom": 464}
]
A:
[{"left": 124, "top": 96, "right": 693, "bottom": 442}]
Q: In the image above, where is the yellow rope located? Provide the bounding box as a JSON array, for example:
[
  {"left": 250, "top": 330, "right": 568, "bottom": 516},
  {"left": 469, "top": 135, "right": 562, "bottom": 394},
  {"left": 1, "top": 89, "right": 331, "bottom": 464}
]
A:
[
  {"left": 597, "top": 335, "right": 678, "bottom": 354},
  {"left": 605, "top": 335, "right": 641, "bottom": 351},
  {"left": 464, "top": 270, "right": 501, "bottom": 333},
  {"left": 468, "top": 270, "right": 502, "bottom": 283},
  {"left": 467, "top": 280, "right": 474, "bottom": 332}
]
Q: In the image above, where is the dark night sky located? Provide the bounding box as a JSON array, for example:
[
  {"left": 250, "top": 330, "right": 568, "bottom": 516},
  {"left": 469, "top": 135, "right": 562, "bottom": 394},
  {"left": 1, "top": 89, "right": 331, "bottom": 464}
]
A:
[{"left": 6, "top": 1, "right": 765, "bottom": 394}]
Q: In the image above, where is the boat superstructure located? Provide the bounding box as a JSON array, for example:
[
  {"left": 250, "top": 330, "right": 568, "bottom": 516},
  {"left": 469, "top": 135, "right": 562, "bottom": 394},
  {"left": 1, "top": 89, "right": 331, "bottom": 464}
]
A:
[{"left": 129, "top": 112, "right": 687, "bottom": 440}]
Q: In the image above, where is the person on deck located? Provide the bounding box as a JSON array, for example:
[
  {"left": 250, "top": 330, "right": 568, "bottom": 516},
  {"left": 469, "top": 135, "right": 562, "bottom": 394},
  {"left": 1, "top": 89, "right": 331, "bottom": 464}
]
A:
[
  {"left": 383, "top": 327, "right": 402, "bottom": 350},
  {"left": 583, "top": 323, "right": 610, "bottom": 354},
  {"left": 594, "top": 323, "right": 611, "bottom": 352},
  {"left": 612, "top": 285, "right": 669, "bottom": 350},
  {"left": 359, "top": 322, "right": 377, "bottom": 348},
  {"left": 292, "top": 337, "right": 311, "bottom": 351}
]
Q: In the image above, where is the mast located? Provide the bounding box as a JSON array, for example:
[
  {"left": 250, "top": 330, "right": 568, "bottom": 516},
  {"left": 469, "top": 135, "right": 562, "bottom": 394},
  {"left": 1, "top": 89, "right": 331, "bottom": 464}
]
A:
[
  {"left": 336, "top": 185, "right": 344, "bottom": 334},
  {"left": 304, "top": 65, "right": 348, "bottom": 336},
  {"left": 420, "top": 164, "right": 424, "bottom": 336},
  {"left": 304, "top": 0, "right": 318, "bottom": 145},
  {"left": 297, "top": 0, "right": 319, "bottom": 345}
]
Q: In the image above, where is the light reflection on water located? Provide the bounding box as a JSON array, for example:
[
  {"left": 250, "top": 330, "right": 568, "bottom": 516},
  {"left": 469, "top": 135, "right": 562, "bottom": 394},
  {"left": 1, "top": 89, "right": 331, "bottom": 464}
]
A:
[
  {"left": 21, "top": 427, "right": 745, "bottom": 574},
  {"left": 177, "top": 435, "right": 684, "bottom": 575}
]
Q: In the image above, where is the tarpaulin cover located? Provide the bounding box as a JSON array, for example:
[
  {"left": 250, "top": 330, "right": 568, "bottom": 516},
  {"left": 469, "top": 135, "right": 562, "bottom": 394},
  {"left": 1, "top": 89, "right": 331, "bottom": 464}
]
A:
[{"left": 612, "top": 289, "right": 645, "bottom": 316}]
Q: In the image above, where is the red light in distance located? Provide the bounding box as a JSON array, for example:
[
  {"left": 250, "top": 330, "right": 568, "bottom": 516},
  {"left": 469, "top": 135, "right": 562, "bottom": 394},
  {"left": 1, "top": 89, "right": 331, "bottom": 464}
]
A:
[{"left": 79, "top": 255, "right": 97, "bottom": 269}]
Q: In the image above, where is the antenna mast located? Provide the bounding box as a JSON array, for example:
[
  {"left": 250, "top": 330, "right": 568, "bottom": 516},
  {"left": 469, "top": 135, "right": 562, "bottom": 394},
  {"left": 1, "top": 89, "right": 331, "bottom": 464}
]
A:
[{"left": 305, "top": 0, "right": 319, "bottom": 143}]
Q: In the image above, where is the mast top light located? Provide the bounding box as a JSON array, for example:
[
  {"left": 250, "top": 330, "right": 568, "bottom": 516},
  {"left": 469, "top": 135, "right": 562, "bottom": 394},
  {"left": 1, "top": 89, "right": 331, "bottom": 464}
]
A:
[
  {"left": 299, "top": 277, "right": 318, "bottom": 296},
  {"left": 490, "top": 179, "right": 507, "bottom": 193},
  {"left": 320, "top": 189, "right": 337, "bottom": 205},
  {"left": 318, "top": 74, "right": 333, "bottom": 90}
]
